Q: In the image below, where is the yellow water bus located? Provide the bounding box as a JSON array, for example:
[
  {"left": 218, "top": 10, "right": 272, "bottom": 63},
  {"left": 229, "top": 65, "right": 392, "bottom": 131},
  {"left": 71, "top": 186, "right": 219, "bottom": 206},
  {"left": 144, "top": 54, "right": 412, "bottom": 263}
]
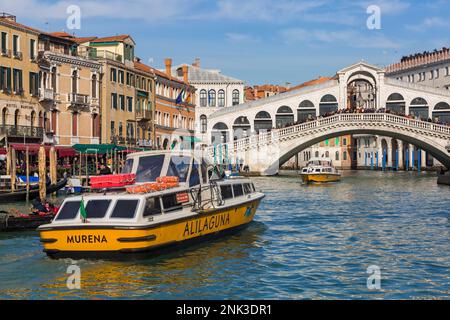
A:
[
  {"left": 38, "top": 151, "right": 265, "bottom": 259},
  {"left": 300, "top": 158, "right": 341, "bottom": 184}
]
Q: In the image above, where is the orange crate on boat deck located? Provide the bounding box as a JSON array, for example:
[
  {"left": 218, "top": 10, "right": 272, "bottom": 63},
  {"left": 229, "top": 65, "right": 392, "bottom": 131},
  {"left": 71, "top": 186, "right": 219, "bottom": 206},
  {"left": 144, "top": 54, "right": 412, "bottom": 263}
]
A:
[{"left": 90, "top": 174, "right": 136, "bottom": 189}]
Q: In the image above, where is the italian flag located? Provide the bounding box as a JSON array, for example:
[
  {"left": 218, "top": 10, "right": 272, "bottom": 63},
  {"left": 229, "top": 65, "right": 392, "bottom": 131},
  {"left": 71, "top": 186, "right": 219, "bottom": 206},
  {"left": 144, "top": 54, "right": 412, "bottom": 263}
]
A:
[{"left": 80, "top": 197, "right": 87, "bottom": 222}]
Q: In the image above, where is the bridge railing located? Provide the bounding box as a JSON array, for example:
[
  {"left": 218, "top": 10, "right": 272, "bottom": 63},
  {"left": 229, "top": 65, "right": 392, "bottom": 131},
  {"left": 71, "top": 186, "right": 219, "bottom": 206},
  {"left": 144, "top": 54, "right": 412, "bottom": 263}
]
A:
[{"left": 207, "top": 113, "right": 450, "bottom": 159}]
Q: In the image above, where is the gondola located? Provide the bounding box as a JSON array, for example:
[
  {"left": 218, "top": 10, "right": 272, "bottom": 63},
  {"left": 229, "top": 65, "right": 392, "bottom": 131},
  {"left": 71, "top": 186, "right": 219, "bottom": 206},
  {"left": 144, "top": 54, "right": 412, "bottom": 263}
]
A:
[
  {"left": 0, "top": 212, "right": 55, "bottom": 232},
  {"left": 0, "top": 178, "right": 68, "bottom": 204}
]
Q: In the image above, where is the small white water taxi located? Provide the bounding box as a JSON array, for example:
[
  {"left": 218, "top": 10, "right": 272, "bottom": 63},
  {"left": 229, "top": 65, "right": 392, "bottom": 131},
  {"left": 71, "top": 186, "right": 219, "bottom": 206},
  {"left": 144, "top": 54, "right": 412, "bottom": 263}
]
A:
[
  {"left": 38, "top": 151, "right": 265, "bottom": 259},
  {"left": 300, "top": 158, "right": 341, "bottom": 184}
]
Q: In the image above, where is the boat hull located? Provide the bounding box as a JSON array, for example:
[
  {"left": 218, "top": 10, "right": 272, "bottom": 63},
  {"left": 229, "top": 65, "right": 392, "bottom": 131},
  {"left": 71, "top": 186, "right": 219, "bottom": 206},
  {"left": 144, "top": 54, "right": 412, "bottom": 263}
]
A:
[
  {"left": 300, "top": 173, "right": 341, "bottom": 183},
  {"left": 0, "top": 179, "right": 68, "bottom": 204},
  {"left": 39, "top": 197, "right": 263, "bottom": 259}
]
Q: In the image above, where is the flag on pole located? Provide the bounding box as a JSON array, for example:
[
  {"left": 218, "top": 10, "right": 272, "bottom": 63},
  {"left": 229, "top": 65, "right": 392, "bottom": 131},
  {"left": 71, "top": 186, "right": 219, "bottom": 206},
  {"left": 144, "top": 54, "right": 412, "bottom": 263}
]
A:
[
  {"left": 80, "top": 197, "right": 87, "bottom": 222},
  {"left": 176, "top": 90, "right": 185, "bottom": 104}
]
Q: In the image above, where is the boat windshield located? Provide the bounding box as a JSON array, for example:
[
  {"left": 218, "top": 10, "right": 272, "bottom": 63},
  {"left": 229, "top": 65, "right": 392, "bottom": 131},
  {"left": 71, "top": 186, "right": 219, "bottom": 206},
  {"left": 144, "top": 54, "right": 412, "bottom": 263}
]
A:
[
  {"left": 135, "top": 155, "right": 165, "bottom": 182},
  {"left": 122, "top": 158, "right": 134, "bottom": 174},
  {"left": 166, "top": 156, "right": 191, "bottom": 183}
]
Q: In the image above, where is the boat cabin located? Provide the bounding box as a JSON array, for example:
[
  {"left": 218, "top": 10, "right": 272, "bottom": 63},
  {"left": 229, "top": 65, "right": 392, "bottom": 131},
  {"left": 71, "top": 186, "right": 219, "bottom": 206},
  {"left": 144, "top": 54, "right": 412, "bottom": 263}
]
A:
[
  {"left": 49, "top": 178, "right": 258, "bottom": 227},
  {"left": 122, "top": 151, "right": 211, "bottom": 188}
]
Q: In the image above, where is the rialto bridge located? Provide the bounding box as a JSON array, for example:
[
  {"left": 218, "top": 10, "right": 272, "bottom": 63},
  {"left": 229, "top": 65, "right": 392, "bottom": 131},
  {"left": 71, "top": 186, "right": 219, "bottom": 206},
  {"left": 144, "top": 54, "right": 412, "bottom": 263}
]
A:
[{"left": 198, "top": 62, "right": 450, "bottom": 174}]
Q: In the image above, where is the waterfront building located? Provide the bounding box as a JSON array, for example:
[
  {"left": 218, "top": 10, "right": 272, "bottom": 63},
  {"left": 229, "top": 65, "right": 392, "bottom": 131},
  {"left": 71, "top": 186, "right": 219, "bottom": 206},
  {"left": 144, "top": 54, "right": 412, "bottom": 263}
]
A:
[
  {"left": 38, "top": 32, "right": 102, "bottom": 146},
  {"left": 207, "top": 61, "right": 450, "bottom": 174},
  {"left": 133, "top": 58, "right": 156, "bottom": 148},
  {"left": 76, "top": 35, "right": 143, "bottom": 147},
  {"left": 154, "top": 58, "right": 196, "bottom": 150},
  {"left": 169, "top": 59, "right": 244, "bottom": 146},
  {"left": 245, "top": 85, "right": 288, "bottom": 101},
  {"left": 0, "top": 13, "right": 42, "bottom": 145}
]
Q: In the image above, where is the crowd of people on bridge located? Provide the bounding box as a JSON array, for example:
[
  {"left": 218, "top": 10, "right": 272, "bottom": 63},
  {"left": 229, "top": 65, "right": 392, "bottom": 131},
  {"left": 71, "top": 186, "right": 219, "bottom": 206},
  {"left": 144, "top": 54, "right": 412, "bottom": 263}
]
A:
[{"left": 275, "top": 107, "right": 449, "bottom": 130}]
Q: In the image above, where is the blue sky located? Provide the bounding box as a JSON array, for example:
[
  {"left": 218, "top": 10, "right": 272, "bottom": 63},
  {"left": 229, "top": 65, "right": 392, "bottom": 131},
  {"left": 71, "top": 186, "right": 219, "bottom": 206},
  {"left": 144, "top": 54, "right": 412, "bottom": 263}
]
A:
[{"left": 2, "top": 0, "right": 449, "bottom": 85}]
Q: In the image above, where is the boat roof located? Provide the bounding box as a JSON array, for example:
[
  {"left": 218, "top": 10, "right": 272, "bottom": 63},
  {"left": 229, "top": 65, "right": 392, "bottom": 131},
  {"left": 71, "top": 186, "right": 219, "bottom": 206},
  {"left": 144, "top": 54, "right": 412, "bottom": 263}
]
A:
[{"left": 126, "top": 149, "right": 213, "bottom": 164}]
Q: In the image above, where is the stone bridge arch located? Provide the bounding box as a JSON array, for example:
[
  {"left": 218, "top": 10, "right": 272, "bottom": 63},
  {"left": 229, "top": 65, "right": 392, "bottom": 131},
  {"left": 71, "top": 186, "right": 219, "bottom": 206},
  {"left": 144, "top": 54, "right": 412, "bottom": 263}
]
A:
[{"left": 214, "top": 113, "right": 450, "bottom": 175}]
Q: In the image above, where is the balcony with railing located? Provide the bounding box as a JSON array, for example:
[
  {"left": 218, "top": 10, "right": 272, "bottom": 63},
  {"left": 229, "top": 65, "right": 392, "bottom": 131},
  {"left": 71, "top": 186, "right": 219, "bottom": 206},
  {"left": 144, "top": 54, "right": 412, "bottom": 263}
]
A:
[
  {"left": 68, "top": 93, "right": 90, "bottom": 105},
  {"left": 0, "top": 125, "right": 44, "bottom": 139},
  {"left": 12, "top": 51, "right": 22, "bottom": 60},
  {"left": 39, "top": 88, "right": 54, "bottom": 101},
  {"left": 0, "top": 48, "right": 10, "bottom": 57},
  {"left": 136, "top": 109, "right": 152, "bottom": 120},
  {"left": 82, "top": 48, "right": 123, "bottom": 63}
]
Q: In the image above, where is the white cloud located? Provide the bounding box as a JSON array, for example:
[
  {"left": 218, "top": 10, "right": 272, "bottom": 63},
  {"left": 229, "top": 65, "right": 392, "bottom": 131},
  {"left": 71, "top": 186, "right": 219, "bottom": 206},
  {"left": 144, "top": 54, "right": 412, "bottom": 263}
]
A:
[
  {"left": 225, "top": 33, "right": 260, "bottom": 44},
  {"left": 281, "top": 28, "right": 401, "bottom": 48},
  {"left": 406, "top": 16, "right": 450, "bottom": 32},
  {"left": 192, "top": 0, "right": 329, "bottom": 21},
  {"left": 357, "top": 0, "right": 410, "bottom": 15},
  {"left": 1, "top": 0, "right": 200, "bottom": 21}
]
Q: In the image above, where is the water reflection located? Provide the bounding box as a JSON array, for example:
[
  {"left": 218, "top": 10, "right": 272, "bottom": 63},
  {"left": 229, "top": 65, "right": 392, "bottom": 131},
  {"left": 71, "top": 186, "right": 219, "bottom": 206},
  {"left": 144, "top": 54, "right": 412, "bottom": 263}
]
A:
[{"left": 0, "top": 171, "right": 449, "bottom": 299}]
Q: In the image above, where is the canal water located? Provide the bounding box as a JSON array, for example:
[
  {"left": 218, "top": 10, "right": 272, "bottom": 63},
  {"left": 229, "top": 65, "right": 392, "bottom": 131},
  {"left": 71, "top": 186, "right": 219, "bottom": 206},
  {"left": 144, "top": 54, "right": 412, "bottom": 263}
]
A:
[{"left": 0, "top": 171, "right": 449, "bottom": 299}]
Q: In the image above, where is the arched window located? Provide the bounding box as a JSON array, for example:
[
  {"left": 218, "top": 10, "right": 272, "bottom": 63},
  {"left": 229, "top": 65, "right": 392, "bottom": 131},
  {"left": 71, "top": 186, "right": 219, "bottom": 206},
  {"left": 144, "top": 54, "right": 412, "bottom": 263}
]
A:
[
  {"left": 432, "top": 102, "right": 450, "bottom": 124},
  {"left": 218, "top": 90, "right": 225, "bottom": 107},
  {"left": 276, "top": 106, "right": 294, "bottom": 128},
  {"left": 91, "top": 74, "right": 97, "bottom": 98},
  {"left": 325, "top": 151, "right": 329, "bottom": 158},
  {"left": 208, "top": 90, "right": 216, "bottom": 107},
  {"left": 71, "top": 70, "right": 77, "bottom": 93},
  {"left": 343, "top": 151, "right": 347, "bottom": 161},
  {"left": 233, "top": 116, "right": 251, "bottom": 140},
  {"left": 200, "top": 114, "right": 207, "bottom": 133},
  {"left": 410, "top": 97, "right": 429, "bottom": 120},
  {"left": 232, "top": 89, "right": 240, "bottom": 106},
  {"left": 14, "top": 109, "right": 19, "bottom": 127},
  {"left": 2, "top": 108, "right": 8, "bottom": 126},
  {"left": 200, "top": 90, "right": 207, "bottom": 107},
  {"left": 298, "top": 100, "right": 316, "bottom": 122},
  {"left": 254, "top": 111, "right": 272, "bottom": 134},
  {"left": 51, "top": 67, "right": 57, "bottom": 90},
  {"left": 211, "top": 122, "right": 229, "bottom": 144},
  {"left": 386, "top": 93, "right": 405, "bottom": 114},
  {"left": 319, "top": 94, "right": 338, "bottom": 116},
  {"left": 335, "top": 151, "right": 339, "bottom": 161},
  {"left": 315, "top": 151, "right": 319, "bottom": 158},
  {"left": 343, "top": 138, "right": 347, "bottom": 146}
]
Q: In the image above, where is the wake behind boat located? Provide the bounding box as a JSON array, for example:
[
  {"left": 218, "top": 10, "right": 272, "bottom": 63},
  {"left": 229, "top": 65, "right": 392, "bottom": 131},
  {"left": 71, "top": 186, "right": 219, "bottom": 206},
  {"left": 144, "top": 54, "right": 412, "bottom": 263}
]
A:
[
  {"left": 300, "top": 158, "right": 341, "bottom": 184},
  {"left": 38, "top": 151, "right": 265, "bottom": 259}
]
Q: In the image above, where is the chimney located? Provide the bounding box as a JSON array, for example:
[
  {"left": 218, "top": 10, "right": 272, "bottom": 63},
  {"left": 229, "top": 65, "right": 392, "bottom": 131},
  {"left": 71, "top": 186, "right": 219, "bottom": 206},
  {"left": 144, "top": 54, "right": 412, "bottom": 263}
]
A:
[
  {"left": 165, "top": 58, "right": 172, "bottom": 77},
  {"left": 182, "top": 65, "right": 189, "bottom": 83},
  {"left": 192, "top": 58, "right": 200, "bottom": 68}
]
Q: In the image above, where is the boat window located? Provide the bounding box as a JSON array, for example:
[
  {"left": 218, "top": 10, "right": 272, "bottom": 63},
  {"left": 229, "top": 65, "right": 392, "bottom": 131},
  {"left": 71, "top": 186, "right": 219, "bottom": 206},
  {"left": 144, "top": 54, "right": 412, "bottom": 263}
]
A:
[
  {"left": 220, "top": 185, "right": 233, "bottom": 200},
  {"left": 55, "top": 201, "right": 80, "bottom": 220},
  {"left": 136, "top": 155, "right": 165, "bottom": 183},
  {"left": 161, "top": 193, "right": 183, "bottom": 213},
  {"left": 189, "top": 160, "right": 200, "bottom": 187},
  {"left": 315, "top": 168, "right": 321, "bottom": 173},
  {"left": 122, "top": 158, "right": 134, "bottom": 174},
  {"left": 110, "top": 200, "right": 139, "bottom": 219},
  {"left": 243, "top": 183, "right": 252, "bottom": 194},
  {"left": 251, "top": 183, "right": 256, "bottom": 192},
  {"left": 233, "top": 184, "right": 244, "bottom": 197},
  {"left": 167, "top": 156, "right": 191, "bottom": 183},
  {"left": 143, "top": 197, "right": 162, "bottom": 217},
  {"left": 85, "top": 200, "right": 111, "bottom": 219}
]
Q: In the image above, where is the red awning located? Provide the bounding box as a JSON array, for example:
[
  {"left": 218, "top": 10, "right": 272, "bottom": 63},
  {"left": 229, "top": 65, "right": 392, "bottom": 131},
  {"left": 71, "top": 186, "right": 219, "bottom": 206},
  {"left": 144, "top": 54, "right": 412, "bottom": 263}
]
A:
[
  {"left": 57, "top": 147, "right": 77, "bottom": 157},
  {"left": 0, "top": 148, "right": 6, "bottom": 155},
  {"left": 9, "top": 144, "right": 77, "bottom": 157}
]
